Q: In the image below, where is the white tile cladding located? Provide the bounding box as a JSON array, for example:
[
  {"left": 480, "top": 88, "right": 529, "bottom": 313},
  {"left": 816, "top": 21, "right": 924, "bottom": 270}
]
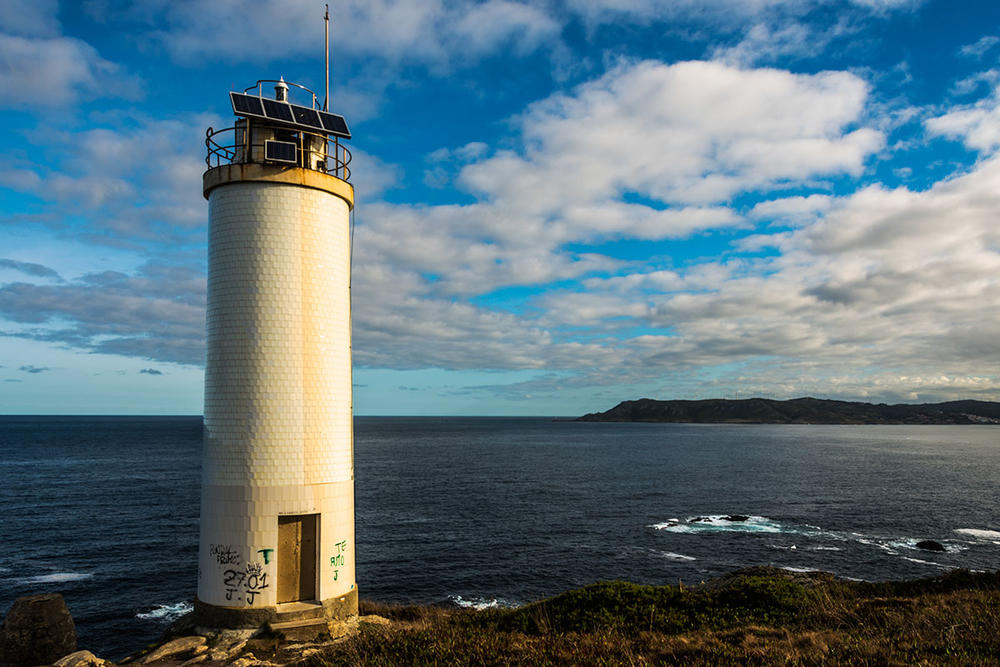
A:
[
  {"left": 203, "top": 181, "right": 353, "bottom": 487},
  {"left": 198, "top": 179, "right": 355, "bottom": 609}
]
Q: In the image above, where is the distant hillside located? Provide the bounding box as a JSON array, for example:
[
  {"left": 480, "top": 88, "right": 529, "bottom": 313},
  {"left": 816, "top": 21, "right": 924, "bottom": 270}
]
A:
[{"left": 577, "top": 397, "right": 1000, "bottom": 424}]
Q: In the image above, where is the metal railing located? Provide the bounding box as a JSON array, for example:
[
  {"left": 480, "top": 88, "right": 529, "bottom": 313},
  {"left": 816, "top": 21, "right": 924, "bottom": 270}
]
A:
[
  {"left": 205, "top": 125, "right": 352, "bottom": 181},
  {"left": 244, "top": 79, "right": 320, "bottom": 108}
]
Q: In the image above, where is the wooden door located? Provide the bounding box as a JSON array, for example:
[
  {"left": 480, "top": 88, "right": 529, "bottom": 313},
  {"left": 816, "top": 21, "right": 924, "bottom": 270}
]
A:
[{"left": 277, "top": 514, "right": 317, "bottom": 602}]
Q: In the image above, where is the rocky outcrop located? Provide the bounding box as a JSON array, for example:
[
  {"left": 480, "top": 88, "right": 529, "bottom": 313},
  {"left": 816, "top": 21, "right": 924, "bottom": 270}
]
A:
[
  {"left": 139, "top": 636, "right": 207, "bottom": 664},
  {"left": 0, "top": 593, "right": 77, "bottom": 666},
  {"left": 53, "top": 650, "right": 112, "bottom": 667},
  {"left": 916, "top": 540, "right": 946, "bottom": 552}
]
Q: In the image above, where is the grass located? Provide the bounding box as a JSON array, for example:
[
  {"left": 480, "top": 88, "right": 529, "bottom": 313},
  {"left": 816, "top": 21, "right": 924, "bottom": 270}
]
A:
[{"left": 307, "top": 568, "right": 1000, "bottom": 665}]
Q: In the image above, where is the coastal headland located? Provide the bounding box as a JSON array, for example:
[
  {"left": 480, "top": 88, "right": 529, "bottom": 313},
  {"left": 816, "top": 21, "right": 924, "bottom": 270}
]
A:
[
  {"left": 6, "top": 567, "right": 1000, "bottom": 665},
  {"left": 577, "top": 397, "right": 1000, "bottom": 424}
]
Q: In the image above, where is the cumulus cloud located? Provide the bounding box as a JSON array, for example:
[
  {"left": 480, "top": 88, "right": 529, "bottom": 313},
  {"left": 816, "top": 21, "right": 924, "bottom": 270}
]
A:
[
  {"left": 2, "top": 114, "right": 213, "bottom": 244},
  {"left": 0, "top": 34, "right": 142, "bottom": 108},
  {"left": 528, "top": 151, "right": 1000, "bottom": 400},
  {"left": 459, "top": 60, "right": 880, "bottom": 208},
  {"left": 133, "top": 0, "right": 560, "bottom": 68},
  {"left": 0, "top": 1, "right": 141, "bottom": 109},
  {"left": 566, "top": 0, "right": 921, "bottom": 27},
  {"left": 343, "top": 57, "right": 1000, "bottom": 402},
  {"left": 926, "top": 86, "right": 1000, "bottom": 153},
  {"left": 348, "top": 59, "right": 885, "bottom": 373},
  {"left": 748, "top": 194, "right": 834, "bottom": 227}
]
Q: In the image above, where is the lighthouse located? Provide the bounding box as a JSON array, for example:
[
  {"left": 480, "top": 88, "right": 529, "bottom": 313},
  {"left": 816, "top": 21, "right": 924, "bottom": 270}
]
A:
[{"left": 196, "top": 76, "right": 356, "bottom": 629}]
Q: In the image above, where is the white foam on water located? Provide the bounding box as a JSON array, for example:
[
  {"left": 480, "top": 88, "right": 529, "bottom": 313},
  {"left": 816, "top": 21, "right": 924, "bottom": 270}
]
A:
[
  {"left": 955, "top": 528, "right": 1000, "bottom": 543},
  {"left": 812, "top": 546, "right": 842, "bottom": 551},
  {"left": 779, "top": 566, "right": 819, "bottom": 573},
  {"left": 651, "top": 515, "right": 784, "bottom": 534},
  {"left": 16, "top": 572, "right": 93, "bottom": 584},
  {"left": 657, "top": 551, "right": 697, "bottom": 561},
  {"left": 901, "top": 557, "right": 950, "bottom": 569},
  {"left": 136, "top": 601, "right": 194, "bottom": 622},
  {"left": 449, "top": 595, "right": 517, "bottom": 611}
]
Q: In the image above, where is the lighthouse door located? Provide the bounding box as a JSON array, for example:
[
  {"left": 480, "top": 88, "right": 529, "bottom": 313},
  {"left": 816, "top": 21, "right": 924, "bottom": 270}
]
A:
[{"left": 277, "top": 514, "right": 318, "bottom": 602}]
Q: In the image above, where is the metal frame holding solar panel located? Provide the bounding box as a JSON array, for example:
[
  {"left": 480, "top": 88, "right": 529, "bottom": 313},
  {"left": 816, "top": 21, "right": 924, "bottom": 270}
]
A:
[{"left": 230, "top": 92, "right": 351, "bottom": 139}]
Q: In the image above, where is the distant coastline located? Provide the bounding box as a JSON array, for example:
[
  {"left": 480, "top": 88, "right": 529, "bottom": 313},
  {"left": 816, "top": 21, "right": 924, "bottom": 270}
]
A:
[{"left": 577, "top": 397, "right": 1000, "bottom": 424}]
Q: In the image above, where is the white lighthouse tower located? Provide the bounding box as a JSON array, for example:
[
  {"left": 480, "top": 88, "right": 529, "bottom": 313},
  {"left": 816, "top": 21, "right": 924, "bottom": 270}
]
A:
[{"left": 196, "top": 76, "right": 356, "bottom": 629}]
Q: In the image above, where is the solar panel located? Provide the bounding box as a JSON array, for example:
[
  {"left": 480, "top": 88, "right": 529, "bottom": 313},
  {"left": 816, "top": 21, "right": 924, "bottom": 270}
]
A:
[
  {"left": 229, "top": 92, "right": 351, "bottom": 139},
  {"left": 262, "top": 98, "right": 294, "bottom": 123},
  {"left": 292, "top": 106, "right": 322, "bottom": 129},
  {"left": 318, "top": 111, "right": 350, "bottom": 138},
  {"left": 230, "top": 92, "right": 264, "bottom": 117},
  {"left": 265, "top": 140, "right": 297, "bottom": 164}
]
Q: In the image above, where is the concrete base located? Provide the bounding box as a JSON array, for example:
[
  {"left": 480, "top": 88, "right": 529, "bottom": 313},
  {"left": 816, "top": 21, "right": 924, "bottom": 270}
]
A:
[
  {"left": 193, "top": 588, "right": 358, "bottom": 630},
  {"left": 322, "top": 588, "right": 359, "bottom": 620}
]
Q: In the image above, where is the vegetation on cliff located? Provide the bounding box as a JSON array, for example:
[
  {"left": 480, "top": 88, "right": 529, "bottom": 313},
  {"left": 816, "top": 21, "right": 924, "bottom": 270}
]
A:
[
  {"left": 306, "top": 568, "right": 1000, "bottom": 665},
  {"left": 577, "top": 397, "right": 1000, "bottom": 424}
]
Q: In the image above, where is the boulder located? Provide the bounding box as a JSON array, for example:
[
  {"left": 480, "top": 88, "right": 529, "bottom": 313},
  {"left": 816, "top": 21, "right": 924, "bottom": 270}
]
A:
[
  {"left": 53, "top": 650, "right": 111, "bottom": 667},
  {"left": 0, "top": 593, "right": 77, "bottom": 666},
  {"left": 915, "top": 540, "right": 946, "bottom": 552},
  {"left": 722, "top": 515, "right": 750, "bottom": 522},
  {"left": 139, "top": 636, "right": 207, "bottom": 664}
]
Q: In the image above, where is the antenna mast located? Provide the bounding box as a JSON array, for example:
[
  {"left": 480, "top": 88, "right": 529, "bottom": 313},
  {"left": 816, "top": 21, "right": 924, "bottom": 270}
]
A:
[{"left": 325, "top": 4, "right": 330, "bottom": 111}]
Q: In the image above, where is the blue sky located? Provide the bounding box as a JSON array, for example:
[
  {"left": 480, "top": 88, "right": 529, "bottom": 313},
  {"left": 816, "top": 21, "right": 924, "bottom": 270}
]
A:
[{"left": 2, "top": 0, "right": 1000, "bottom": 415}]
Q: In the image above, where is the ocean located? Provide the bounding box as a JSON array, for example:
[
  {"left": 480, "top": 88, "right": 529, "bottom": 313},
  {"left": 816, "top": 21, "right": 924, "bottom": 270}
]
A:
[{"left": 1, "top": 416, "right": 998, "bottom": 659}]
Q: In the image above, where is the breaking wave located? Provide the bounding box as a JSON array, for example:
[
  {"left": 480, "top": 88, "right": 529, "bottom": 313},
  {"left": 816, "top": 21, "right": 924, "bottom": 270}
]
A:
[
  {"left": 901, "top": 557, "right": 950, "bottom": 569},
  {"left": 136, "top": 601, "right": 194, "bottom": 622},
  {"left": 16, "top": 572, "right": 93, "bottom": 585},
  {"left": 955, "top": 528, "right": 1000, "bottom": 544},
  {"left": 650, "top": 513, "right": 974, "bottom": 569},
  {"left": 449, "top": 595, "right": 517, "bottom": 610},
  {"left": 651, "top": 515, "right": 786, "bottom": 534}
]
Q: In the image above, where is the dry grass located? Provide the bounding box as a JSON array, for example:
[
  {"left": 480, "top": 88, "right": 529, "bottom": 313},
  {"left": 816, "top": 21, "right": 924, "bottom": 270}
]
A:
[{"left": 309, "top": 568, "right": 1000, "bottom": 666}]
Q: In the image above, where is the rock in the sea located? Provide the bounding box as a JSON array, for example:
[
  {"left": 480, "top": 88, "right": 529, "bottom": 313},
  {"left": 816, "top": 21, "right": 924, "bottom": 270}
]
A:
[
  {"left": 0, "top": 593, "right": 77, "bottom": 666},
  {"left": 689, "top": 517, "right": 712, "bottom": 523},
  {"left": 915, "top": 540, "right": 946, "bottom": 552},
  {"left": 722, "top": 515, "right": 750, "bottom": 522}
]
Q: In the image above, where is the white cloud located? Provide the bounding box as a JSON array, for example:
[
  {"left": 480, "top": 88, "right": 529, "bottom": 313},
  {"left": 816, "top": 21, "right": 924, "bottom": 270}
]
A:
[
  {"left": 3, "top": 114, "right": 215, "bottom": 242},
  {"left": 712, "top": 21, "right": 816, "bottom": 66},
  {"left": 345, "top": 59, "right": 894, "bottom": 378},
  {"left": 959, "top": 35, "right": 1000, "bottom": 59},
  {"left": 926, "top": 86, "right": 1000, "bottom": 153},
  {"left": 0, "top": 0, "right": 59, "bottom": 37},
  {"left": 748, "top": 194, "right": 834, "bottom": 226},
  {"left": 0, "top": 34, "right": 141, "bottom": 108},
  {"left": 138, "top": 0, "right": 560, "bottom": 68},
  {"left": 461, "top": 60, "right": 881, "bottom": 208},
  {"left": 566, "top": 0, "right": 922, "bottom": 27},
  {"left": 452, "top": 1, "right": 561, "bottom": 56},
  {"left": 0, "top": 0, "right": 141, "bottom": 109},
  {"left": 528, "top": 153, "right": 1000, "bottom": 399}
]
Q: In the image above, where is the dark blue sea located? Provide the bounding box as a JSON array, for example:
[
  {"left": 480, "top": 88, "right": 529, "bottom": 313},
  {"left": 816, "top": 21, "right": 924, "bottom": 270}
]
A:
[{"left": 1, "top": 416, "right": 999, "bottom": 659}]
